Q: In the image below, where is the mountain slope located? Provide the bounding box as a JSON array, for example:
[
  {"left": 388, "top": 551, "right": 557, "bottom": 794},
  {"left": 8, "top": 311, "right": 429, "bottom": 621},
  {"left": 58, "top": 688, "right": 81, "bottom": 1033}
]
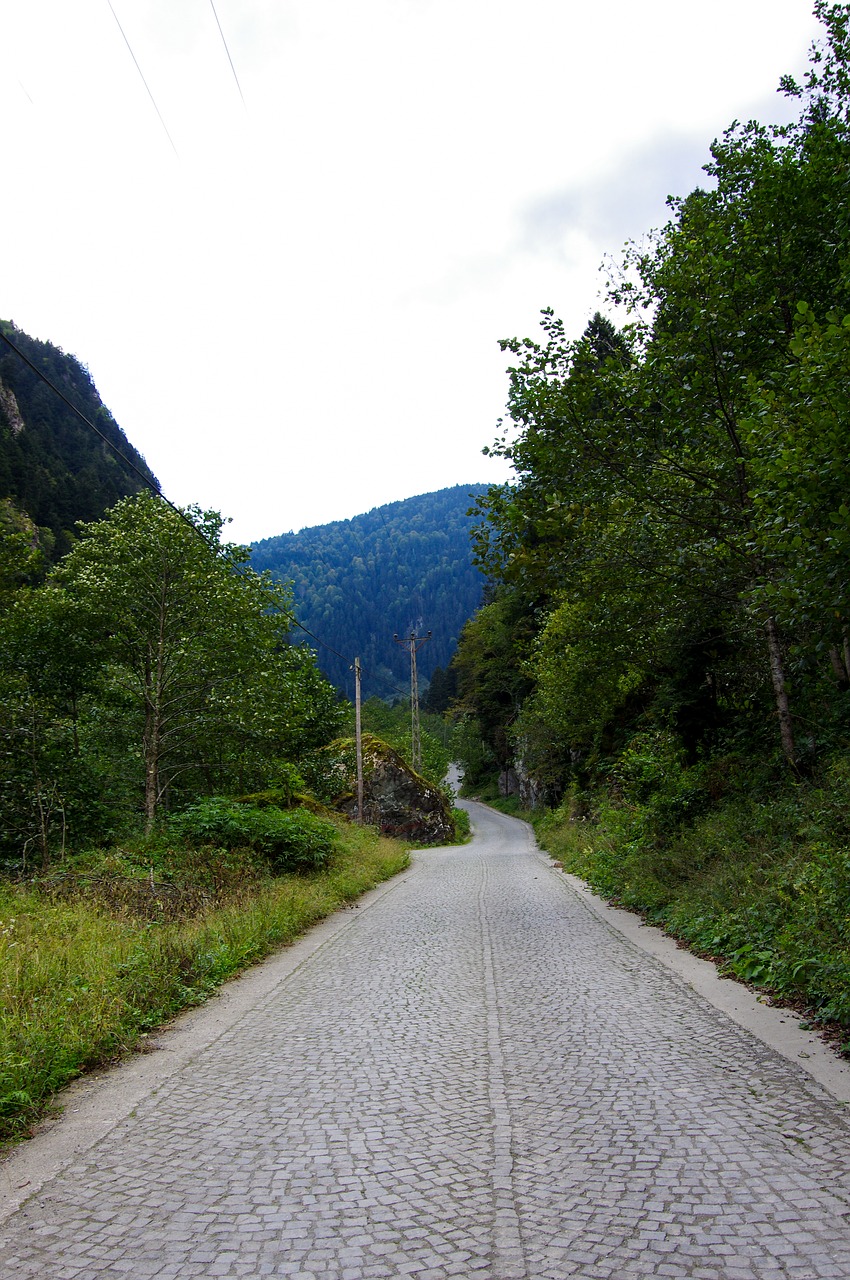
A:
[
  {"left": 0, "top": 321, "right": 158, "bottom": 556},
  {"left": 251, "top": 485, "right": 488, "bottom": 698}
]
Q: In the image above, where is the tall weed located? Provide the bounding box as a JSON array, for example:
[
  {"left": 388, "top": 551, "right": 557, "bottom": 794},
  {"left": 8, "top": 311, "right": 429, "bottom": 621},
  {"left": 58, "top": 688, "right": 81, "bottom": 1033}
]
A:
[
  {"left": 534, "top": 752, "right": 850, "bottom": 1040},
  {"left": 0, "top": 823, "right": 408, "bottom": 1144}
]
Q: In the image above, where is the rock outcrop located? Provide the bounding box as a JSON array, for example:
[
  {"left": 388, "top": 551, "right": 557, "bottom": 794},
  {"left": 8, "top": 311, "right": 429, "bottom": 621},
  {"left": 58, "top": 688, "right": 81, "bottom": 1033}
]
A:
[{"left": 331, "top": 735, "right": 455, "bottom": 844}]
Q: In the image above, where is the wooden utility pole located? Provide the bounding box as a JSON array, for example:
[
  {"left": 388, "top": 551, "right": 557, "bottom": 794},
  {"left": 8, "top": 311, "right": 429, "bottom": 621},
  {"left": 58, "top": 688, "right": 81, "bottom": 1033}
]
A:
[
  {"left": 354, "top": 657, "right": 364, "bottom": 823},
  {"left": 394, "top": 630, "right": 431, "bottom": 772}
]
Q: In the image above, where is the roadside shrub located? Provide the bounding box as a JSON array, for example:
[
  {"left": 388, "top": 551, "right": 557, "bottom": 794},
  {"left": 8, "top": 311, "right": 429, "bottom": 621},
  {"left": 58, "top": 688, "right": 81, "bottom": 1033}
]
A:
[
  {"left": 235, "top": 762, "right": 306, "bottom": 809},
  {"left": 168, "top": 799, "right": 337, "bottom": 872},
  {"left": 612, "top": 729, "right": 709, "bottom": 840},
  {"left": 259, "top": 807, "right": 338, "bottom": 871},
  {"left": 451, "top": 808, "right": 472, "bottom": 842},
  {"left": 533, "top": 751, "right": 850, "bottom": 1036}
]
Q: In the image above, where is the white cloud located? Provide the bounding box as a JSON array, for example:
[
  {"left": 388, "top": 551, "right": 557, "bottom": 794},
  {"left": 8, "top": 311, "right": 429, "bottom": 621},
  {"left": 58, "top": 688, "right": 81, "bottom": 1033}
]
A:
[{"left": 0, "top": 0, "right": 822, "bottom": 541}]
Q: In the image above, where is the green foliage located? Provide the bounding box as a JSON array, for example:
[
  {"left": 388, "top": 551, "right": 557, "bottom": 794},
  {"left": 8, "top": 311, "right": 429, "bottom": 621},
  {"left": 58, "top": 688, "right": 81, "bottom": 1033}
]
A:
[
  {"left": 235, "top": 763, "right": 307, "bottom": 809},
  {"left": 451, "top": 716, "right": 497, "bottom": 790},
  {"left": 251, "top": 485, "right": 487, "bottom": 698},
  {"left": 462, "top": 7, "right": 850, "bottom": 798},
  {"left": 168, "top": 798, "right": 338, "bottom": 872},
  {"left": 0, "top": 493, "right": 346, "bottom": 864},
  {"left": 357, "top": 697, "right": 452, "bottom": 789},
  {"left": 458, "top": 10, "right": 850, "bottom": 1029},
  {"left": 535, "top": 750, "right": 850, "bottom": 1032},
  {"left": 0, "top": 824, "right": 409, "bottom": 1142},
  {"left": 745, "top": 306, "right": 850, "bottom": 648},
  {"left": 53, "top": 493, "right": 344, "bottom": 827},
  {"left": 422, "top": 664, "right": 457, "bottom": 714},
  {"left": 450, "top": 807, "right": 471, "bottom": 841},
  {"left": 529, "top": 594, "right": 647, "bottom": 757},
  {"left": 0, "top": 499, "right": 47, "bottom": 606},
  {"left": 450, "top": 592, "right": 535, "bottom": 773},
  {"left": 0, "top": 321, "right": 158, "bottom": 559}
]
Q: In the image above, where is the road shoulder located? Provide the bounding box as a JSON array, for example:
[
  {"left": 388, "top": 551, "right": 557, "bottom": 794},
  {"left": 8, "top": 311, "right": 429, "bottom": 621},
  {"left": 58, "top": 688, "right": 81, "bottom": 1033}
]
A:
[{"left": 539, "top": 849, "right": 850, "bottom": 1104}]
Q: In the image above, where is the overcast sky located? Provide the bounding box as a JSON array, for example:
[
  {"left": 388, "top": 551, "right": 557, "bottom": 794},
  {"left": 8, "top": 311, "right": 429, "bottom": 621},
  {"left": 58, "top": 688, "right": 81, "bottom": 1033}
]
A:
[{"left": 0, "top": 1, "right": 822, "bottom": 544}]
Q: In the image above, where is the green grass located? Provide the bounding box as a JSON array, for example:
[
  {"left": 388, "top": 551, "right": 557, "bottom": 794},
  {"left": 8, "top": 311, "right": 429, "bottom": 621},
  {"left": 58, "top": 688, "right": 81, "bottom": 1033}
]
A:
[
  {"left": 531, "top": 755, "right": 850, "bottom": 1043},
  {"left": 0, "top": 821, "right": 409, "bottom": 1145},
  {"left": 450, "top": 807, "right": 472, "bottom": 842}
]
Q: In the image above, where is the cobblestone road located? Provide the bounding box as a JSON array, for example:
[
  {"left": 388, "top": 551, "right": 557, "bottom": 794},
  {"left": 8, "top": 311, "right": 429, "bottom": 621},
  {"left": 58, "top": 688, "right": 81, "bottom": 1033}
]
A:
[{"left": 3, "top": 802, "right": 850, "bottom": 1279}]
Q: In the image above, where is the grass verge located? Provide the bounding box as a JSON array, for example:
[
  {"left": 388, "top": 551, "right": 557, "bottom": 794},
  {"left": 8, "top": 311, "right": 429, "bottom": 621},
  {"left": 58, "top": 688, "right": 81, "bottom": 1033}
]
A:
[
  {"left": 530, "top": 753, "right": 850, "bottom": 1049},
  {"left": 0, "top": 822, "right": 409, "bottom": 1146}
]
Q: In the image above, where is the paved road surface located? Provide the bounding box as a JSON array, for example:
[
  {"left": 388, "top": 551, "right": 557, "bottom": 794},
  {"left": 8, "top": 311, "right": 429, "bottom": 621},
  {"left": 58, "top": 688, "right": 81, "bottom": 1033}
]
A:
[{"left": 2, "top": 801, "right": 850, "bottom": 1279}]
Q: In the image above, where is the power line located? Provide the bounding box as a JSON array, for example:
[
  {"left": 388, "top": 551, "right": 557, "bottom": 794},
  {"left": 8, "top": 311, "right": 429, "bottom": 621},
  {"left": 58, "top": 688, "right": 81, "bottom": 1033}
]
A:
[
  {"left": 0, "top": 327, "right": 158, "bottom": 493},
  {"left": 208, "top": 0, "right": 246, "bottom": 108},
  {"left": 291, "top": 620, "right": 408, "bottom": 701},
  {"left": 0, "top": 326, "right": 211, "bottom": 548},
  {"left": 106, "top": 0, "right": 179, "bottom": 157},
  {"left": 289, "top": 620, "right": 354, "bottom": 668}
]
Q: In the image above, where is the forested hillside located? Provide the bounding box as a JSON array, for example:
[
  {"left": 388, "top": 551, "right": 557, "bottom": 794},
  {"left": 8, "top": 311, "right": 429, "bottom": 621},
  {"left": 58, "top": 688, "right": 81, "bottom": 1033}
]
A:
[
  {"left": 452, "top": 2, "right": 850, "bottom": 1035},
  {"left": 0, "top": 325, "right": 439, "bottom": 1138},
  {"left": 0, "top": 322, "right": 348, "bottom": 867},
  {"left": 0, "top": 321, "right": 158, "bottom": 557},
  {"left": 251, "top": 485, "right": 487, "bottom": 697}
]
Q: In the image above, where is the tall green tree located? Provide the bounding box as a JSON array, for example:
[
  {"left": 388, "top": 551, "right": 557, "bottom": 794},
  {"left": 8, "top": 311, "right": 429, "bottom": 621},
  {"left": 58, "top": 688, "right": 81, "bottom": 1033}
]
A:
[
  {"left": 52, "top": 493, "right": 342, "bottom": 829},
  {"left": 0, "top": 499, "right": 46, "bottom": 608},
  {"left": 744, "top": 306, "right": 850, "bottom": 688},
  {"left": 475, "top": 7, "right": 850, "bottom": 769}
]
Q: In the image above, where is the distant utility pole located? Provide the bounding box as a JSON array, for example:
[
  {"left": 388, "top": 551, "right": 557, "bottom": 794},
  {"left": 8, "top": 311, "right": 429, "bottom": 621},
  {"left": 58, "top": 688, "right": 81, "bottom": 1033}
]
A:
[
  {"left": 353, "top": 657, "right": 364, "bottom": 824},
  {"left": 394, "top": 629, "right": 431, "bottom": 772}
]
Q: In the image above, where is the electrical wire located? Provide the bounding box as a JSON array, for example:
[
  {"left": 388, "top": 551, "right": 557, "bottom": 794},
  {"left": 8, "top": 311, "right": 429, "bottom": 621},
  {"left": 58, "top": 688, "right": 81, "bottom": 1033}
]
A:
[
  {"left": 208, "top": 0, "right": 246, "bottom": 108},
  {"left": 106, "top": 0, "right": 179, "bottom": 157},
  {"left": 291, "top": 621, "right": 408, "bottom": 702},
  {"left": 0, "top": 326, "right": 180, "bottom": 516}
]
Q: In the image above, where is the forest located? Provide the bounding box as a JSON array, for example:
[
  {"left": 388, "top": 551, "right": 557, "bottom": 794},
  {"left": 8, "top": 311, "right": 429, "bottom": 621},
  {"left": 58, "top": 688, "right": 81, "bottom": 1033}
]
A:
[
  {"left": 250, "top": 485, "right": 487, "bottom": 699},
  {"left": 3, "top": 2, "right": 850, "bottom": 1134},
  {"left": 0, "top": 321, "right": 158, "bottom": 560},
  {"left": 451, "top": 1, "right": 850, "bottom": 1037},
  {"left": 0, "top": 335, "right": 430, "bottom": 1140}
]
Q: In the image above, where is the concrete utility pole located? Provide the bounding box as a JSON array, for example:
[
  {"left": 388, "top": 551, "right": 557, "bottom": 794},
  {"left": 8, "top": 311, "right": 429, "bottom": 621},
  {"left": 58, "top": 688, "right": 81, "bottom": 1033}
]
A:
[
  {"left": 394, "top": 630, "right": 431, "bottom": 772},
  {"left": 353, "top": 657, "right": 364, "bottom": 824}
]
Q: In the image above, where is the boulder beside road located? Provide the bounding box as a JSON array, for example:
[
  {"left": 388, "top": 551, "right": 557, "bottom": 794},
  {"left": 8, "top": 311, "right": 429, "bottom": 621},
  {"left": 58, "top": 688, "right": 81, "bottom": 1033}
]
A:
[{"left": 334, "top": 735, "right": 455, "bottom": 843}]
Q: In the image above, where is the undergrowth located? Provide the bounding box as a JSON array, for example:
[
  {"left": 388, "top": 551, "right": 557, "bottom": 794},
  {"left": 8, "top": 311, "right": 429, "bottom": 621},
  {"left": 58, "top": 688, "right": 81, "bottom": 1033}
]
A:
[
  {"left": 0, "top": 820, "right": 409, "bottom": 1145},
  {"left": 532, "top": 742, "right": 850, "bottom": 1045}
]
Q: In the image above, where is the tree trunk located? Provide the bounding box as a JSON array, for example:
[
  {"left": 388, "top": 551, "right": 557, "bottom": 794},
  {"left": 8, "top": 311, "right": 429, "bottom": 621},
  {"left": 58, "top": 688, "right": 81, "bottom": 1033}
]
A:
[
  {"left": 144, "top": 693, "right": 159, "bottom": 834},
  {"left": 765, "top": 616, "right": 796, "bottom": 766},
  {"left": 143, "top": 593, "right": 170, "bottom": 833},
  {"left": 143, "top": 645, "right": 162, "bottom": 834},
  {"left": 828, "top": 646, "right": 850, "bottom": 689}
]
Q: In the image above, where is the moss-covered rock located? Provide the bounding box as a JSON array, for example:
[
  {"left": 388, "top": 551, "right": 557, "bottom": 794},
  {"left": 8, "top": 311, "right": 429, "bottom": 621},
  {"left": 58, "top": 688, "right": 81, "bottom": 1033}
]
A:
[{"left": 331, "top": 735, "right": 454, "bottom": 844}]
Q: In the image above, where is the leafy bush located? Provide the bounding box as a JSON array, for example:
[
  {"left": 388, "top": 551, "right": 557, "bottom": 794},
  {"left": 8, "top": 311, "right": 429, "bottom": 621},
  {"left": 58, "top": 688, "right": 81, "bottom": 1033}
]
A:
[
  {"left": 0, "top": 826, "right": 409, "bottom": 1142},
  {"left": 612, "top": 730, "right": 710, "bottom": 838},
  {"left": 235, "top": 762, "right": 306, "bottom": 809},
  {"left": 451, "top": 807, "right": 472, "bottom": 842},
  {"left": 533, "top": 751, "right": 850, "bottom": 1037},
  {"left": 452, "top": 716, "right": 497, "bottom": 789},
  {"left": 168, "top": 798, "right": 337, "bottom": 872},
  {"left": 260, "top": 808, "right": 338, "bottom": 871}
]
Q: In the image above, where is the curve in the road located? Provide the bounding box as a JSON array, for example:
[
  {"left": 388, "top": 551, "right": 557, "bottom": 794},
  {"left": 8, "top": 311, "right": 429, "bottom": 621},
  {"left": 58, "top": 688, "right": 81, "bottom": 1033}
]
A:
[{"left": 1, "top": 800, "right": 850, "bottom": 1279}]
